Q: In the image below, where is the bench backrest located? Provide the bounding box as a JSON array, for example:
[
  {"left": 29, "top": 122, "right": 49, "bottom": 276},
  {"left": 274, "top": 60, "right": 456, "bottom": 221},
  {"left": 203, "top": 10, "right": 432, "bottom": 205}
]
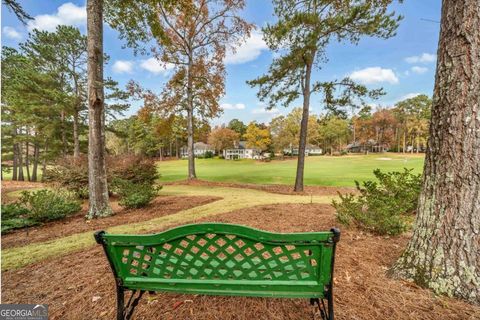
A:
[{"left": 95, "top": 223, "right": 339, "bottom": 299}]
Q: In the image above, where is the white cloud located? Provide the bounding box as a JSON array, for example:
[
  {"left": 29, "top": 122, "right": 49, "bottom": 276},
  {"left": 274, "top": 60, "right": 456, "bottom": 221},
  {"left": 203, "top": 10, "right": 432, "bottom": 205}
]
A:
[
  {"left": 398, "top": 93, "right": 423, "bottom": 101},
  {"left": 405, "top": 53, "right": 436, "bottom": 64},
  {"left": 225, "top": 31, "right": 268, "bottom": 64},
  {"left": 2, "top": 26, "right": 22, "bottom": 40},
  {"left": 252, "top": 107, "right": 279, "bottom": 114},
  {"left": 139, "top": 58, "right": 174, "bottom": 75},
  {"left": 350, "top": 67, "right": 399, "bottom": 85},
  {"left": 27, "top": 2, "right": 87, "bottom": 32},
  {"left": 221, "top": 103, "right": 246, "bottom": 110},
  {"left": 112, "top": 60, "right": 134, "bottom": 74},
  {"left": 411, "top": 66, "right": 428, "bottom": 74}
]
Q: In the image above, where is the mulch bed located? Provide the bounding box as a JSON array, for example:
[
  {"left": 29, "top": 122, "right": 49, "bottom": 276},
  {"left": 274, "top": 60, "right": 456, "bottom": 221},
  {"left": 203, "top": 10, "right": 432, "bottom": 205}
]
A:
[
  {"left": 2, "top": 203, "right": 479, "bottom": 319},
  {"left": 166, "top": 179, "right": 356, "bottom": 196},
  {"left": 1, "top": 195, "right": 220, "bottom": 249}
]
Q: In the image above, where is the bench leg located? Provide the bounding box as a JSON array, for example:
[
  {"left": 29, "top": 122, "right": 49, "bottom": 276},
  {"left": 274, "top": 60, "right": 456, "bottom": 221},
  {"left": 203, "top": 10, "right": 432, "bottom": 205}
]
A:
[
  {"left": 310, "top": 297, "right": 332, "bottom": 320},
  {"left": 117, "top": 285, "right": 125, "bottom": 320},
  {"left": 327, "top": 290, "right": 334, "bottom": 320}
]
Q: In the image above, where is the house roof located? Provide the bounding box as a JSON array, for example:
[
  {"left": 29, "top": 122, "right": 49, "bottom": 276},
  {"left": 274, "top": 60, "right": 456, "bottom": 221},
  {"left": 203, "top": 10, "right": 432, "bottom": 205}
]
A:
[{"left": 194, "top": 142, "right": 213, "bottom": 150}]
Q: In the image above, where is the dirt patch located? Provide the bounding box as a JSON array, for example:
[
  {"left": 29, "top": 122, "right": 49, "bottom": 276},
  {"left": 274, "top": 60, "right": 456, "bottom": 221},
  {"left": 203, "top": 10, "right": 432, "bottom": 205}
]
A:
[
  {"left": 2, "top": 203, "right": 479, "bottom": 320},
  {"left": 167, "top": 179, "right": 356, "bottom": 196},
  {"left": 1, "top": 195, "right": 220, "bottom": 249}
]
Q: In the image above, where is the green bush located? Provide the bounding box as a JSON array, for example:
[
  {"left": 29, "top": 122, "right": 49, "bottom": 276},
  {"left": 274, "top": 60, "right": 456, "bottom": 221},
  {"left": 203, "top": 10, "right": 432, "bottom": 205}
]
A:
[
  {"left": 19, "top": 189, "right": 81, "bottom": 222},
  {"left": 2, "top": 202, "right": 30, "bottom": 220},
  {"left": 1, "top": 203, "right": 38, "bottom": 234},
  {"left": 204, "top": 151, "right": 214, "bottom": 158},
  {"left": 332, "top": 168, "right": 422, "bottom": 236},
  {"left": 113, "top": 178, "right": 161, "bottom": 209}
]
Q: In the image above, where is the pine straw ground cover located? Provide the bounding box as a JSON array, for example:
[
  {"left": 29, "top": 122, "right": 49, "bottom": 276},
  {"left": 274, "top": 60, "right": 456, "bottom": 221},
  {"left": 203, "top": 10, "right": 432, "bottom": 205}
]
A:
[
  {"left": 1, "top": 185, "right": 335, "bottom": 271},
  {"left": 2, "top": 187, "right": 479, "bottom": 319}
]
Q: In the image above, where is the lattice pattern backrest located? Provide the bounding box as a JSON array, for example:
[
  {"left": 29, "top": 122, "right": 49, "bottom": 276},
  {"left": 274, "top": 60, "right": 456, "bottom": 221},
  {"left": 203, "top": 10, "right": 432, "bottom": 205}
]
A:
[{"left": 116, "top": 232, "right": 321, "bottom": 282}]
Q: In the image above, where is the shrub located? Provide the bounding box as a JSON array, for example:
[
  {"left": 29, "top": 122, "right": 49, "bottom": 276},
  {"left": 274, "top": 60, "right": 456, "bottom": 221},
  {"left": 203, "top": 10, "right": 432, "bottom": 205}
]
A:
[
  {"left": 19, "top": 189, "right": 81, "bottom": 222},
  {"left": 1, "top": 202, "right": 30, "bottom": 220},
  {"left": 44, "top": 155, "right": 160, "bottom": 199},
  {"left": 1, "top": 203, "right": 38, "bottom": 234},
  {"left": 114, "top": 178, "right": 161, "bottom": 209},
  {"left": 44, "top": 156, "right": 89, "bottom": 199},
  {"left": 108, "top": 156, "right": 159, "bottom": 185},
  {"left": 204, "top": 151, "right": 214, "bottom": 158},
  {"left": 332, "top": 168, "right": 422, "bottom": 236}
]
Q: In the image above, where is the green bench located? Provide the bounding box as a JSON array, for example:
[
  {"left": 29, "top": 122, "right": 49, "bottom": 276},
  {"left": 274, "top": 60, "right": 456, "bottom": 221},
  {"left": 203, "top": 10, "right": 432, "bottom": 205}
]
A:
[{"left": 94, "top": 223, "right": 340, "bottom": 320}]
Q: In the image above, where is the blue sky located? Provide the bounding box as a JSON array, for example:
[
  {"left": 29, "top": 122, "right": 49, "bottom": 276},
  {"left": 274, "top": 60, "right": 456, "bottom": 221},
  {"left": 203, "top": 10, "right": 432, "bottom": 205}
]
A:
[{"left": 2, "top": 1, "right": 441, "bottom": 125}]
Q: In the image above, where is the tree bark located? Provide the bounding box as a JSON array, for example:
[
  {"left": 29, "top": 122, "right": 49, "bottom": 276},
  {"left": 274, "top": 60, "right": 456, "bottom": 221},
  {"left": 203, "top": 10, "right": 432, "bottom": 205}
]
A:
[
  {"left": 390, "top": 0, "right": 480, "bottom": 304},
  {"left": 25, "top": 138, "right": 31, "bottom": 181},
  {"left": 32, "top": 140, "right": 39, "bottom": 182},
  {"left": 86, "top": 0, "right": 112, "bottom": 218},
  {"left": 60, "top": 110, "right": 67, "bottom": 156},
  {"left": 186, "top": 57, "right": 197, "bottom": 179},
  {"left": 17, "top": 141, "right": 24, "bottom": 181},
  {"left": 175, "top": 137, "right": 180, "bottom": 159},
  {"left": 41, "top": 143, "right": 48, "bottom": 182},
  {"left": 73, "top": 108, "right": 80, "bottom": 159},
  {"left": 294, "top": 59, "right": 313, "bottom": 192},
  {"left": 12, "top": 127, "right": 18, "bottom": 181}
]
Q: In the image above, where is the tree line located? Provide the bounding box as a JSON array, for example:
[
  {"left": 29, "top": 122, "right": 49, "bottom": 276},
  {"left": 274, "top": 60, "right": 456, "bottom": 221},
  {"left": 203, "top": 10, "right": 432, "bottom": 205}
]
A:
[{"left": 108, "top": 94, "right": 431, "bottom": 157}]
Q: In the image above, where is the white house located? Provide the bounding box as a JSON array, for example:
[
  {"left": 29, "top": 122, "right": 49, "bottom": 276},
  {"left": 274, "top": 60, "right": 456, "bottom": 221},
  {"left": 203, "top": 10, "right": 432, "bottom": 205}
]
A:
[
  {"left": 223, "top": 141, "right": 260, "bottom": 160},
  {"left": 283, "top": 144, "right": 323, "bottom": 156},
  {"left": 180, "top": 142, "right": 215, "bottom": 158}
]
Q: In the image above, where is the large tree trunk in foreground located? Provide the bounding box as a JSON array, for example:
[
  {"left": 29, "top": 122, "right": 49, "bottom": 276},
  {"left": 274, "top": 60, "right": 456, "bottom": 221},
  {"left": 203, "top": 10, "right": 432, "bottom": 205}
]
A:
[
  {"left": 294, "top": 59, "right": 313, "bottom": 192},
  {"left": 391, "top": 0, "right": 480, "bottom": 304},
  {"left": 86, "top": 0, "right": 112, "bottom": 218}
]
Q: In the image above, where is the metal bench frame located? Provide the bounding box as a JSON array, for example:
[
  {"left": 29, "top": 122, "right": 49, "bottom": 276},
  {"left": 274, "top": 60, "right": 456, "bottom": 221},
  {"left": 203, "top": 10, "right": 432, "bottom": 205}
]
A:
[{"left": 95, "top": 223, "right": 340, "bottom": 320}]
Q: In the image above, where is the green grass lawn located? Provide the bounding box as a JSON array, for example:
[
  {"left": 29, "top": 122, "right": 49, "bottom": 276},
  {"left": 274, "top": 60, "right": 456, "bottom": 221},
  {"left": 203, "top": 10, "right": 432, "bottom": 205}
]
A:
[{"left": 157, "top": 153, "right": 425, "bottom": 187}]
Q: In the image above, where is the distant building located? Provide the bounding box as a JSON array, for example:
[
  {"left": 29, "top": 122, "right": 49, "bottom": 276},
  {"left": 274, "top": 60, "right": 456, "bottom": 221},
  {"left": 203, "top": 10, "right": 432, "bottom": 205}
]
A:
[
  {"left": 223, "top": 141, "right": 260, "bottom": 160},
  {"left": 283, "top": 144, "right": 323, "bottom": 156},
  {"left": 180, "top": 142, "right": 215, "bottom": 158},
  {"left": 346, "top": 140, "right": 388, "bottom": 153}
]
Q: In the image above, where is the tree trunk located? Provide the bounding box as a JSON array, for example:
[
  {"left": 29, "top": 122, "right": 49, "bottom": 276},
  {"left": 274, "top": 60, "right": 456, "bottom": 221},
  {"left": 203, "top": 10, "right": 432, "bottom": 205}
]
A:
[
  {"left": 86, "top": 0, "right": 112, "bottom": 219},
  {"left": 402, "top": 129, "right": 406, "bottom": 153},
  {"left": 12, "top": 128, "right": 18, "bottom": 181},
  {"left": 17, "top": 142, "right": 24, "bottom": 181},
  {"left": 61, "top": 110, "right": 67, "bottom": 156},
  {"left": 175, "top": 137, "right": 179, "bottom": 159},
  {"left": 294, "top": 59, "right": 313, "bottom": 192},
  {"left": 25, "top": 139, "right": 31, "bottom": 181},
  {"left": 41, "top": 143, "right": 48, "bottom": 182},
  {"left": 73, "top": 109, "right": 80, "bottom": 159},
  {"left": 32, "top": 140, "right": 39, "bottom": 182},
  {"left": 390, "top": 0, "right": 480, "bottom": 304},
  {"left": 186, "top": 57, "right": 196, "bottom": 179}
]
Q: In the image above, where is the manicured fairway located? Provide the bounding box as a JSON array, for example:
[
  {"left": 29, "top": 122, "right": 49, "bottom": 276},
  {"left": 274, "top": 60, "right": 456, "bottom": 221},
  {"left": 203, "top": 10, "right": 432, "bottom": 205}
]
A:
[{"left": 158, "top": 153, "right": 425, "bottom": 187}]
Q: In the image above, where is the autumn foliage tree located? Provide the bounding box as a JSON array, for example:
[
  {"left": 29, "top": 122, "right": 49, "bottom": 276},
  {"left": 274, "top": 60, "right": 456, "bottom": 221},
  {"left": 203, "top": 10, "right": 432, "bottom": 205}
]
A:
[
  {"left": 106, "top": 0, "right": 252, "bottom": 179},
  {"left": 244, "top": 122, "right": 272, "bottom": 151},
  {"left": 207, "top": 127, "right": 239, "bottom": 154}
]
